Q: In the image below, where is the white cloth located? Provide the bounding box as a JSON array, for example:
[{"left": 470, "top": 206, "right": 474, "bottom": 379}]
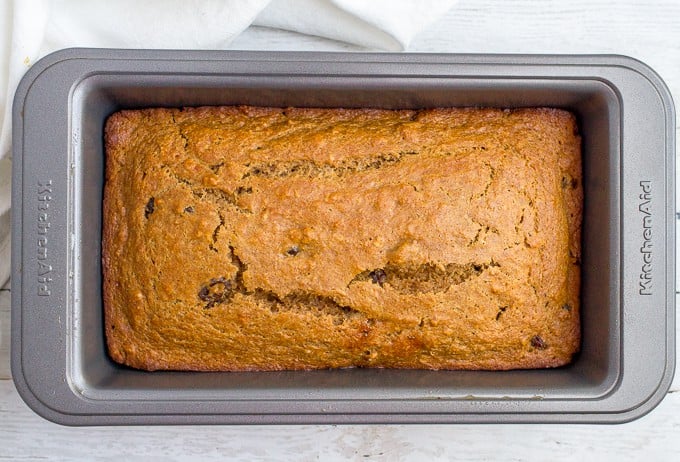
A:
[
  {"left": 254, "top": 0, "right": 456, "bottom": 51},
  {"left": 0, "top": 0, "right": 456, "bottom": 287}
]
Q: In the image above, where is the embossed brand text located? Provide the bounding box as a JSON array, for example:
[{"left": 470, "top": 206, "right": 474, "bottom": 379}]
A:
[
  {"left": 638, "top": 180, "right": 652, "bottom": 295},
  {"left": 37, "top": 180, "right": 53, "bottom": 296}
]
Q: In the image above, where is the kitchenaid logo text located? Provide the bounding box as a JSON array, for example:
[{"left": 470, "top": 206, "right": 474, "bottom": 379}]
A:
[
  {"left": 638, "top": 180, "right": 653, "bottom": 296},
  {"left": 37, "top": 180, "right": 53, "bottom": 296}
]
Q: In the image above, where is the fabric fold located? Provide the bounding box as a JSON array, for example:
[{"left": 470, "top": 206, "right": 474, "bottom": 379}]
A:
[{"left": 255, "top": 0, "right": 456, "bottom": 51}]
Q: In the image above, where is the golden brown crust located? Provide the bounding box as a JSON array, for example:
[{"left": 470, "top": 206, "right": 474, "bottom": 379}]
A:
[{"left": 102, "top": 106, "right": 581, "bottom": 371}]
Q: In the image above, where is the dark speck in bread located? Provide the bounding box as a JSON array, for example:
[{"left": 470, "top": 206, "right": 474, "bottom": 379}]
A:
[
  {"left": 144, "top": 197, "right": 155, "bottom": 218},
  {"left": 531, "top": 335, "right": 548, "bottom": 350},
  {"left": 369, "top": 269, "right": 387, "bottom": 286}
]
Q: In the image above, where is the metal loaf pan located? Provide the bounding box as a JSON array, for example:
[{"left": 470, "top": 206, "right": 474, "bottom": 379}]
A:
[{"left": 11, "top": 49, "right": 676, "bottom": 425}]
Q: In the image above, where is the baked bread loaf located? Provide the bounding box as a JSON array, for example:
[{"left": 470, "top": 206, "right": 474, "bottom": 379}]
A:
[{"left": 103, "top": 106, "right": 582, "bottom": 371}]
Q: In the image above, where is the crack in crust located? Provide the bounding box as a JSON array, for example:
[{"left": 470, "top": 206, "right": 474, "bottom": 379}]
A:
[
  {"left": 241, "top": 151, "right": 418, "bottom": 179},
  {"left": 349, "top": 261, "right": 500, "bottom": 294},
  {"left": 200, "top": 246, "right": 502, "bottom": 318},
  {"left": 198, "top": 246, "right": 362, "bottom": 325}
]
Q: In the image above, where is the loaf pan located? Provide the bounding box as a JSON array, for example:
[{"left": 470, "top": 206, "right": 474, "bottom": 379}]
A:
[{"left": 11, "top": 49, "right": 675, "bottom": 425}]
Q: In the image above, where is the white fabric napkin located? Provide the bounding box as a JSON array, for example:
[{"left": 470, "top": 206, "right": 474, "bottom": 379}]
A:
[
  {"left": 0, "top": 0, "right": 456, "bottom": 286},
  {"left": 254, "top": 0, "right": 457, "bottom": 51}
]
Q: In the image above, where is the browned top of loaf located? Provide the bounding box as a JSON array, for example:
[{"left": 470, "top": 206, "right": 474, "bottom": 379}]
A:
[{"left": 102, "top": 106, "right": 582, "bottom": 371}]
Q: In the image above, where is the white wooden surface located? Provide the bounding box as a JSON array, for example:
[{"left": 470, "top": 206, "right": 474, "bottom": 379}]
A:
[{"left": 2, "top": 0, "right": 680, "bottom": 460}]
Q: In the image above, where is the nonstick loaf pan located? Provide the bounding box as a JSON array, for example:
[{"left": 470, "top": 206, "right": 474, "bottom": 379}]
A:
[{"left": 11, "top": 49, "right": 675, "bottom": 425}]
